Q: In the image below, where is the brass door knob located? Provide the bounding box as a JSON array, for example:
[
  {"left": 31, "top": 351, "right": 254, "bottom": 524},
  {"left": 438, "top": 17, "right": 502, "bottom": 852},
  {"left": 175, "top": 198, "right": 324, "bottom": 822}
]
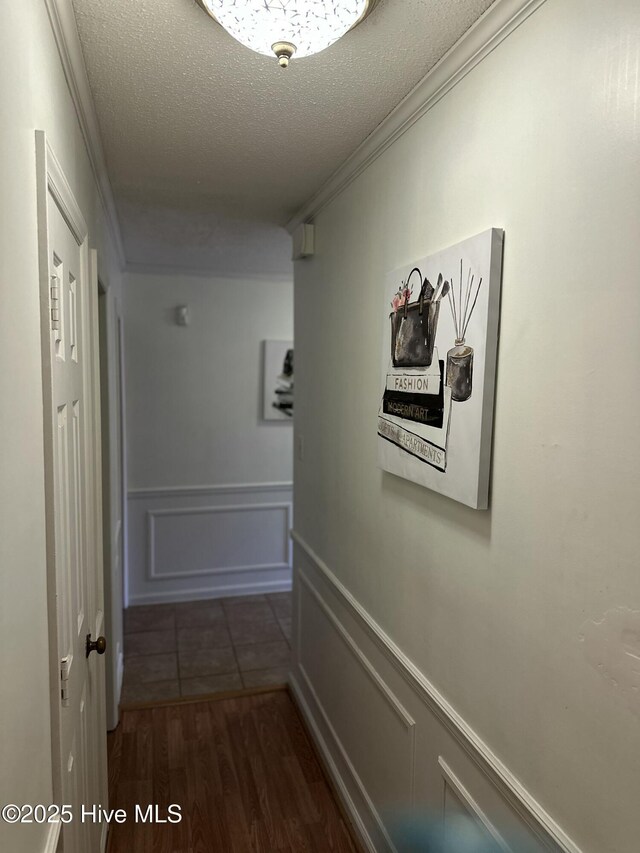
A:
[{"left": 86, "top": 634, "right": 107, "bottom": 658}]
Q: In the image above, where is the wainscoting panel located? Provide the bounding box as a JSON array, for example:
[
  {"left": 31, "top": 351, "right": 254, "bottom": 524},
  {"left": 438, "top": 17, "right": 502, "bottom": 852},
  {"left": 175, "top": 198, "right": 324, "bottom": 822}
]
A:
[
  {"left": 127, "top": 483, "right": 292, "bottom": 605},
  {"left": 298, "top": 572, "right": 415, "bottom": 840},
  {"left": 147, "top": 503, "right": 291, "bottom": 581},
  {"left": 439, "top": 757, "right": 510, "bottom": 852},
  {"left": 290, "top": 531, "right": 583, "bottom": 853}
]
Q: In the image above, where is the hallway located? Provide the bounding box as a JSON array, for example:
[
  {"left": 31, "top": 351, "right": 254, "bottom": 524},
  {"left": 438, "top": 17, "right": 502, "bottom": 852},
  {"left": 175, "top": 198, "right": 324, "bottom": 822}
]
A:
[
  {"left": 2, "top": 1, "right": 639, "bottom": 852},
  {"left": 107, "top": 689, "right": 360, "bottom": 853}
]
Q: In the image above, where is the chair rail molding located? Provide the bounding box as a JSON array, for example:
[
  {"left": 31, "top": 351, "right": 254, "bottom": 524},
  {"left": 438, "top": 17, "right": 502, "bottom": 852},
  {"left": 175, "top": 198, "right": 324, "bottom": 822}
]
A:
[
  {"left": 298, "top": 571, "right": 415, "bottom": 732},
  {"left": 44, "top": 0, "right": 126, "bottom": 268},
  {"left": 128, "top": 481, "right": 293, "bottom": 500},
  {"left": 290, "top": 529, "right": 583, "bottom": 853},
  {"left": 286, "top": 0, "right": 549, "bottom": 233}
]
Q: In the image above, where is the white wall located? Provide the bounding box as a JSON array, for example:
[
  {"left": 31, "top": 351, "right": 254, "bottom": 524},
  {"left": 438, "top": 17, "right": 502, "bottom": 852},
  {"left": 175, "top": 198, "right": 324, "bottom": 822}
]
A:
[
  {"left": 0, "top": 2, "right": 123, "bottom": 851},
  {"left": 124, "top": 271, "right": 293, "bottom": 604},
  {"left": 291, "top": 1, "right": 640, "bottom": 852}
]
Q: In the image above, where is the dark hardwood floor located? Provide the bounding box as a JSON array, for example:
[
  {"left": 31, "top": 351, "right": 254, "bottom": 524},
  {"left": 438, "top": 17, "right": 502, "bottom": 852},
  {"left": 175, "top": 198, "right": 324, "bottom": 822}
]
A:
[{"left": 107, "top": 688, "right": 361, "bottom": 853}]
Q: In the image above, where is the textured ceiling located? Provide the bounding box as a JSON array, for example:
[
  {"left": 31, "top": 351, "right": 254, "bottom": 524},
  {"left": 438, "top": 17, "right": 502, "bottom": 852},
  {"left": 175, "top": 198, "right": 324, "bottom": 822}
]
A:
[{"left": 72, "top": 0, "right": 494, "bottom": 275}]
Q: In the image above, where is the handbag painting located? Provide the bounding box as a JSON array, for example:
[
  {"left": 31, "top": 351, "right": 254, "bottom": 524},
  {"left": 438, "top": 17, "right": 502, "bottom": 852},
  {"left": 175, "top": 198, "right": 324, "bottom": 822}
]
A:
[{"left": 390, "top": 268, "right": 448, "bottom": 368}]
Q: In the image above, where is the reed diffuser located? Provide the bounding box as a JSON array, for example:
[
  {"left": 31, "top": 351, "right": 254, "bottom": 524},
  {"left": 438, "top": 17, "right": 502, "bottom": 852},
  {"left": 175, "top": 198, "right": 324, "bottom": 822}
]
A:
[{"left": 446, "top": 260, "right": 483, "bottom": 403}]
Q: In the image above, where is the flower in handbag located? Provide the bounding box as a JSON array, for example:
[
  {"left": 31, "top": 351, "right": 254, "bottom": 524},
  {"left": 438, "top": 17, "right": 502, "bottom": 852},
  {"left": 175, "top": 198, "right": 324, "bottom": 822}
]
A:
[{"left": 391, "top": 283, "right": 413, "bottom": 313}]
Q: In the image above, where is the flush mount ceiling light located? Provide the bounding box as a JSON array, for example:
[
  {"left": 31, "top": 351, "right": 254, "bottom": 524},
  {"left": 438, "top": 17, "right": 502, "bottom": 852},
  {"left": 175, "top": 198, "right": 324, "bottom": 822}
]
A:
[{"left": 196, "top": 0, "right": 380, "bottom": 68}]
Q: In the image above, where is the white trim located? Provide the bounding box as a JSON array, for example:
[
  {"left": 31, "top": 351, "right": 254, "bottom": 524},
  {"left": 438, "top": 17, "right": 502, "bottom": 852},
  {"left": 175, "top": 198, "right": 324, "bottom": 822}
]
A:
[
  {"left": 289, "top": 673, "right": 388, "bottom": 853},
  {"left": 286, "top": 0, "right": 549, "bottom": 233},
  {"left": 127, "top": 483, "right": 293, "bottom": 605},
  {"left": 129, "top": 481, "right": 293, "bottom": 500},
  {"left": 298, "top": 571, "right": 415, "bottom": 731},
  {"left": 149, "top": 560, "right": 290, "bottom": 581},
  {"left": 42, "top": 820, "right": 61, "bottom": 853},
  {"left": 291, "top": 530, "right": 583, "bottom": 853},
  {"left": 116, "top": 313, "right": 129, "bottom": 609},
  {"left": 298, "top": 569, "right": 417, "bottom": 809},
  {"left": 438, "top": 757, "right": 510, "bottom": 852},
  {"left": 146, "top": 502, "right": 292, "bottom": 581},
  {"left": 116, "top": 645, "right": 124, "bottom": 703},
  {"left": 44, "top": 0, "right": 126, "bottom": 268},
  {"left": 43, "top": 138, "right": 88, "bottom": 245},
  {"left": 128, "top": 577, "right": 292, "bottom": 606},
  {"left": 94, "top": 607, "right": 104, "bottom": 639}
]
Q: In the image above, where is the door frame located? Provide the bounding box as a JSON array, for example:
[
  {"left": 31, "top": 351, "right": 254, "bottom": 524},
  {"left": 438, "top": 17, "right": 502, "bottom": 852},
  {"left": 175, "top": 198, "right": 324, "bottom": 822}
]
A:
[
  {"left": 117, "top": 312, "right": 129, "bottom": 612},
  {"left": 97, "top": 275, "right": 127, "bottom": 730},
  {"left": 35, "top": 130, "right": 106, "bottom": 842}
]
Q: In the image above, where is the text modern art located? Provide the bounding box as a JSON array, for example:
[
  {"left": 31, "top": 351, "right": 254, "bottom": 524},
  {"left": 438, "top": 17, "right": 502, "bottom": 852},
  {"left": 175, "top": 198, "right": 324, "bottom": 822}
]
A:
[{"left": 378, "top": 229, "right": 504, "bottom": 509}]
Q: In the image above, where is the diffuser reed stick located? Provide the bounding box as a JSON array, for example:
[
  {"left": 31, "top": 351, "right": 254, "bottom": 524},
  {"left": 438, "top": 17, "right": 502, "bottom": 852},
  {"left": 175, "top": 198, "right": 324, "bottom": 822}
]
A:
[{"left": 450, "top": 258, "right": 482, "bottom": 343}]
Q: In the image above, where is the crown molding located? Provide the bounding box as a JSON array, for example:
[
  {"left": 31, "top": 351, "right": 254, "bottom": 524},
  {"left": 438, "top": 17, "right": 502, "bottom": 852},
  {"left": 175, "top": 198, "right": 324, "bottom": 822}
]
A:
[
  {"left": 44, "top": 0, "right": 126, "bottom": 269},
  {"left": 286, "top": 0, "right": 549, "bottom": 234}
]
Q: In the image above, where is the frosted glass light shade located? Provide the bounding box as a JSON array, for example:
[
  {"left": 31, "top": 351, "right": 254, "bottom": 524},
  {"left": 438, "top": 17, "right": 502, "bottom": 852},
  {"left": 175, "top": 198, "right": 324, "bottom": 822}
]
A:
[{"left": 199, "top": 0, "right": 370, "bottom": 64}]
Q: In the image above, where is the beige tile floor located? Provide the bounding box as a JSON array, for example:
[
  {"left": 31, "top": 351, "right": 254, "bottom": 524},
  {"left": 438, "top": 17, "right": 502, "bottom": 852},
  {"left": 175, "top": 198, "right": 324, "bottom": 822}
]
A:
[{"left": 121, "top": 592, "right": 292, "bottom": 705}]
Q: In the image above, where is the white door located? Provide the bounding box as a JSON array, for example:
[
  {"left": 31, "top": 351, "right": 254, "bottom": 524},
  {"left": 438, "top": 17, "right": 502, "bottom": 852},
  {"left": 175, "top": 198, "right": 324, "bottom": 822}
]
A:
[{"left": 38, "top": 133, "right": 108, "bottom": 853}]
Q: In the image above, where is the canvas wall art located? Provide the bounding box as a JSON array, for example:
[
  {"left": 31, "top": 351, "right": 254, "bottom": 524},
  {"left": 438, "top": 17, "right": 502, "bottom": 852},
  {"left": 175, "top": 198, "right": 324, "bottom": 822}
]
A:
[
  {"left": 263, "top": 340, "right": 294, "bottom": 420},
  {"left": 377, "top": 229, "right": 504, "bottom": 509}
]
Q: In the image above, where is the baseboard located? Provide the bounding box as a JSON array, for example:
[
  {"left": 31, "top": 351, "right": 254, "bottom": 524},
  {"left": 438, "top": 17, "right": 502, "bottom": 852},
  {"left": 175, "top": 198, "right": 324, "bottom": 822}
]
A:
[
  {"left": 292, "top": 529, "right": 583, "bottom": 853},
  {"left": 128, "top": 577, "right": 292, "bottom": 606}
]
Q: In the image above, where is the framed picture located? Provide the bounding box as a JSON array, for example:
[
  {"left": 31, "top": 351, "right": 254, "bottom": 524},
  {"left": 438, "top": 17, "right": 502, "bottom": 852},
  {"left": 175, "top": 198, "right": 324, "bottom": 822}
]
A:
[
  {"left": 377, "top": 228, "right": 504, "bottom": 509},
  {"left": 263, "top": 340, "right": 294, "bottom": 421}
]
